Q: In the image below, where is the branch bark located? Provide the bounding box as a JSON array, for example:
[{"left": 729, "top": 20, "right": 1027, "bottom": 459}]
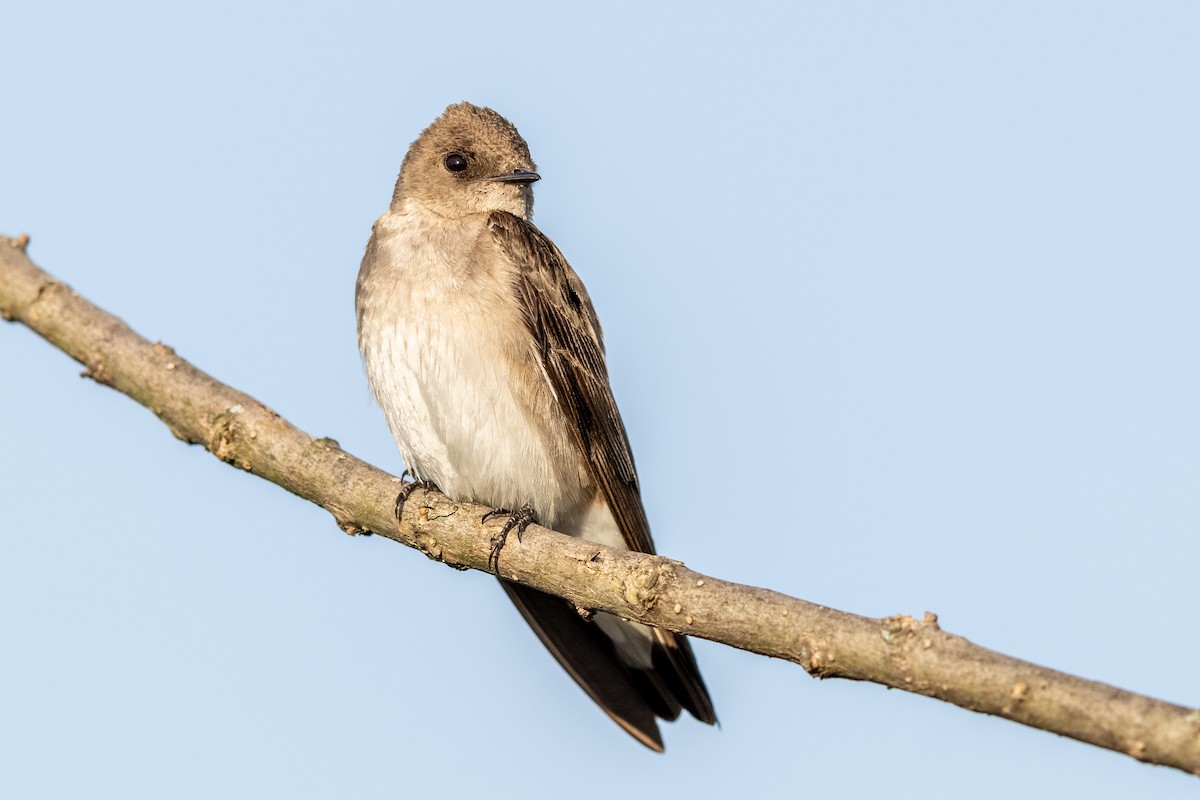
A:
[{"left": 2, "top": 234, "right": 1197, "bottom": 776}]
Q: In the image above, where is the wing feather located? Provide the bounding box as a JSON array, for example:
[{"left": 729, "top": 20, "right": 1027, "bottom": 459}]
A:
[
  {"left": 489, "top": 211, "right": 653, "bottom": 552},
  {"left": 488, "top": 212, "right": 717, "bottom": 726}
]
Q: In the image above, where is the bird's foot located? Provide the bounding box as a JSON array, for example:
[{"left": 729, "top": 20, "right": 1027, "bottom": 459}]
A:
[
  {"left": 394, "top": 472, "right": 439, "bottom": 524},
  {"left": 483, "top": 504, "right": 536, "bottom": 573}
]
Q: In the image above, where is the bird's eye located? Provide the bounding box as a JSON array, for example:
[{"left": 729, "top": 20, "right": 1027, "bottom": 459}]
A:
[{"left": 444, "top": 153, "right": 469, "bottom": 173}]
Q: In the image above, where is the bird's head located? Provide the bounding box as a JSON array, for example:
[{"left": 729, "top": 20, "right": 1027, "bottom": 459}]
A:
[{"left": 393, "top": 102, "right": 540, "bottom": 220}]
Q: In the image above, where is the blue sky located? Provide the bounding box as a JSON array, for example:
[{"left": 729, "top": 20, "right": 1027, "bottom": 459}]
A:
[{"left": 2, "top": 2, "right": 1198, "bottom": 797}]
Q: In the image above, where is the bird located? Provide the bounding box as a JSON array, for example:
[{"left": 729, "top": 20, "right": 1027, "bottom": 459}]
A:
[{"left": 355, "top": 102, "right": 716, "bottom": 750}]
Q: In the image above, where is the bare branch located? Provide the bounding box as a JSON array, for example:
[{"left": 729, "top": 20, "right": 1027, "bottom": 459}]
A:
[{"left": 2, "top": 235, "right": 1197, "bottom": 776}]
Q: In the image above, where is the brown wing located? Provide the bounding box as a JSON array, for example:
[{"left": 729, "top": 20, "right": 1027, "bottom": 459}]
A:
[
  {"left": 488, "top": 211, "right": 653, "bottom": 552},
  {"left": 488, "top": 212, "right": 717, "bottom": 730}
]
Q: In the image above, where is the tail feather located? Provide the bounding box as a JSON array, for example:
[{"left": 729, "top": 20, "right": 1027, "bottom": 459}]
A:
[{"left": 499, "top": 579, "right": 716, "bottom": 751}]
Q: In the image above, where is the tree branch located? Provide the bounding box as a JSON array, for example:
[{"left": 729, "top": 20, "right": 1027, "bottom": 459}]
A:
[{"left": 2, "top": 234, "right": 1197, "bottom": 776}]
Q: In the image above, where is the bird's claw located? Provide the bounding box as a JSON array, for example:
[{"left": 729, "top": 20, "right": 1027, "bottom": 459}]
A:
[
  {"left": 394, "top": 476, "right": 438, "bottom": 524},
  {"left": 484, "top": 504, "right": 536, "bottom": 573}
]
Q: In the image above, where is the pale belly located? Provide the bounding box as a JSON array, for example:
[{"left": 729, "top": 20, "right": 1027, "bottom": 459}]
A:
[{"left": 361, "top": 300, "right": 594, "bottom": 528}]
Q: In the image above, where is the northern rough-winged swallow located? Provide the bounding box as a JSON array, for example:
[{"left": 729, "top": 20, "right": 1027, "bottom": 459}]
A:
[{"left": 355, "top": 102, "right": 716, "bottom": 750}]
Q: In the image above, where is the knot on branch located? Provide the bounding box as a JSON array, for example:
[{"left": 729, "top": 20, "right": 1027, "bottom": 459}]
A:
[
  {"left": 620, "top": 556, "right": 675, "bottom": 614},
  {"left": 879, "top": 611, "right": 944, "bottom": 689},
  {"left": 80, "top": 349, "right": 111, "bottom": 385},
  {"left": 19, "top": 276, "right": 68, "bottom": 321},
  {"left": 803, "top": 642, "right": 837, "bottom": 678},
  {"left": 331, "top": 510, "right": 368, "bottom": 537},
  {"left": 209, "top": 404, "right": 252, "bottom": 470},
  {"left": 150, "top": 341, "right": 180, "bottom": 373},
  {"left": 311, "top": 436, "right": 342, "bottom": 451},
  {"left": 880, "top": 612, "right": 941, "bottom": 644}
]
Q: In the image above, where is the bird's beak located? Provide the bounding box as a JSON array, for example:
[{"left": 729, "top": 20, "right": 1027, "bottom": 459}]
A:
[{"left": 488, "top": 168, "right": 541, "bottom": 184}]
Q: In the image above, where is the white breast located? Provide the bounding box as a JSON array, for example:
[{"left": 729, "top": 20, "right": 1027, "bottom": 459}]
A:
[{"left": 356, "top": 205, "right": 593, "bottom": 527}]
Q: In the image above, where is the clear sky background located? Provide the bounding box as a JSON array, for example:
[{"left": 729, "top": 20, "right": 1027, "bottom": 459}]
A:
[{"left": 2, "top": 2, "right": 1197, "bottom": 798}]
